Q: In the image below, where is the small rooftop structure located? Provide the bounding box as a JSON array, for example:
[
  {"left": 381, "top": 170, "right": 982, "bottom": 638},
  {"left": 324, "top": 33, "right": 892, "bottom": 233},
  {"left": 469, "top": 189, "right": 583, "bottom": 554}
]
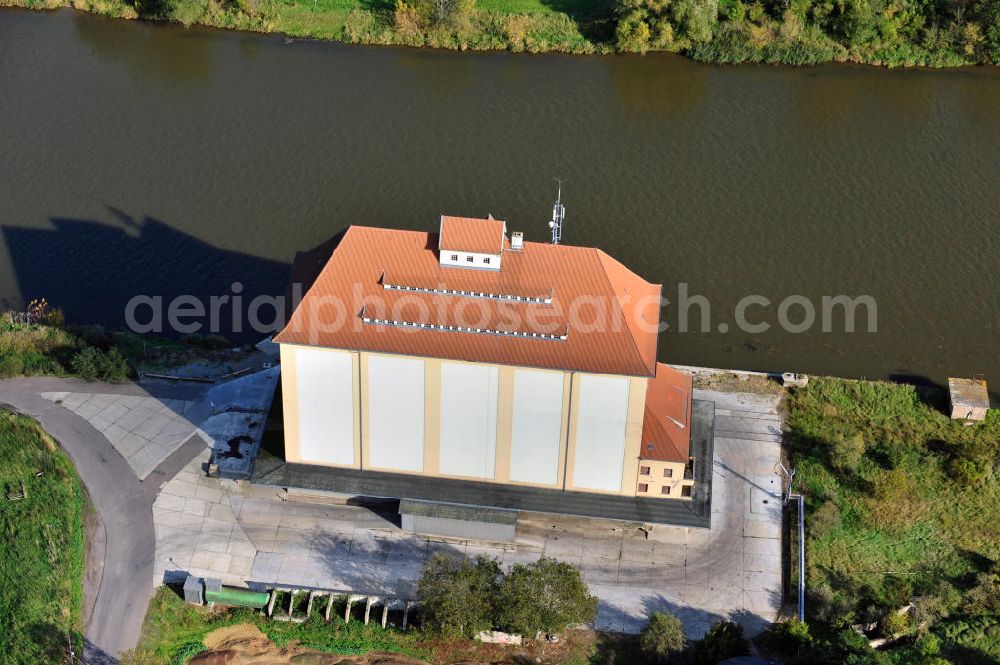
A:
[
  {"left": 438, "top": 214, "right": 508, "bottom": 271},
  {"left": 948, "top": 377, "right": 990, "bottom": 421}
]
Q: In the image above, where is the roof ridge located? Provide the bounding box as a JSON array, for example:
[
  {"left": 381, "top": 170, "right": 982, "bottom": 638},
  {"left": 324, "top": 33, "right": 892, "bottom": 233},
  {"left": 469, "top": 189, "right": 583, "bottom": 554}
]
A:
[{"left": 594, "top": 249, "right": 657, "bottom": 377}]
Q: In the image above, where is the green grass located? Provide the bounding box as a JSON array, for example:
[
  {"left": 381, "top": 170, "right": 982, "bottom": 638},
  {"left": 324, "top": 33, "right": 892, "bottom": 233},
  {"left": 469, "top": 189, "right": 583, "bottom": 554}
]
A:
[
  {"left": 0, "top": 316, "right": 236, "bottom": 381},
  {"left": 0, "top": 322, "right": 77, "bottom": 377},
  {"left": 128, "top": 586, "right": 430, "bottom": 664},
  {"left": 789, "top": 378, "right": 999, "bottom": 594},
  {"left": 474, "top": 0, "right": 607, "bottom": 17},
  {"left": 784, "top": 377, "right": 1000, "bottom": 662},
  {"left": 0, "top": 411, "right": 87, "bottom": 665}
]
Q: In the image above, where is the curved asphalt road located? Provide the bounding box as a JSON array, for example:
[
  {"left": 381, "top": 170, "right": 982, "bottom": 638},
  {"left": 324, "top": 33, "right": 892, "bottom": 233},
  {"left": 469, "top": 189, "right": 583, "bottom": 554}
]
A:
[{"left": 0, "top": 377, "right": 209, "bottom": 664}]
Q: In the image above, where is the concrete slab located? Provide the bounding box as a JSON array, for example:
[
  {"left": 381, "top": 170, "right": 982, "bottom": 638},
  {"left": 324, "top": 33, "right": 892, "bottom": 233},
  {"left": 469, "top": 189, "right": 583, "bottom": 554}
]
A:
[{"left": 45, "top": 392, "right": 204, "bottom": 479}]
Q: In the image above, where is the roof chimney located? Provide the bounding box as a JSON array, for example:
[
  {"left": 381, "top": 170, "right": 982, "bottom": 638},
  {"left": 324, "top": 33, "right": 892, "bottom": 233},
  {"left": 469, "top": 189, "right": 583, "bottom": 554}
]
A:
[{"left": 510, "top": 231, "right": 524, "bottom": 252}]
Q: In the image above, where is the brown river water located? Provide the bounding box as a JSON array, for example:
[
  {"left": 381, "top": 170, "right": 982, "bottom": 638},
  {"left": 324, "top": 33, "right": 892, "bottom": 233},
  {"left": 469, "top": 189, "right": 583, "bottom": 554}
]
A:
[{"left": 1, "top": 8, "right": 999, "bottom": 393}]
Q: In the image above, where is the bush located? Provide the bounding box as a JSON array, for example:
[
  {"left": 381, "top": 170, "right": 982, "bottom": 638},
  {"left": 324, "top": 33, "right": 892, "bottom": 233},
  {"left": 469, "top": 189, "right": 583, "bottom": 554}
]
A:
[
  {"left": 693, "top": 621, "right": 749, "bottom": 665},
  {"left": 915, "top": 633, "right": 941, "bottom": 657},
  {"left": 879, "top": 610, "right": 910, "bottom": 638},
  {"left": 962, "top": 571, "right": 1000, "bottom": 615},
  {"left": 70, "top": 346, "right": 101, "bottom": 381},
  {"left": 639, "top": 611, "right": 686, "bottom": 661},
  {"left": 417, "top": 554, "right": 501, "bottom": 637},
  {"left": 865, "top": 467, "right": 927, "bottom": 534},
  {"left": 831, "top": 432, "right": 865, "bottom": 471},
  {"left": 807, "top": 585, "right": 856, "bottom": 627},
  {"left": 947, "top": 456, "right": 989, "bottom": 486},
  {"left": 70, "top": 346, "right": 130, "bottom": 382},
  {"left": 342, "top": 8, "right": 382, "bottom": 43},
  {"left": 99, "top": 347, "right": 131, "bottom": 381},
  {"left": 771, "top": 618, "right": 811, "bottom": 653},
  {"left": 495, "top": 556, "right": 598, "bottom": 636}
]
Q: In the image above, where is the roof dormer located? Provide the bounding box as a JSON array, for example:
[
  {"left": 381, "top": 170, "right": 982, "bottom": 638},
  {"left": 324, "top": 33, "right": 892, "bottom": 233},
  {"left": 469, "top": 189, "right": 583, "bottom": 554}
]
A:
[{"left": 438, "top": 214, "right": 506, "bottom": 271}]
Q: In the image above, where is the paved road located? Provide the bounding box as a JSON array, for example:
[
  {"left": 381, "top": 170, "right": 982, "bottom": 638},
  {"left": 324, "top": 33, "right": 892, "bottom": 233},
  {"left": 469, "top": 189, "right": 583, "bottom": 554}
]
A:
[{"left": 0, "top": 377, "right": 208, "bottom": 664}]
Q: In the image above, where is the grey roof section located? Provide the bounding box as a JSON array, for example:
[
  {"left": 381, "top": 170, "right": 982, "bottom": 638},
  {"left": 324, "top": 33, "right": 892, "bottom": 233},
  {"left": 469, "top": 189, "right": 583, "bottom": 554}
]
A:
[{"left": 253, "top": 400, "right": 715, "bottom": 528}]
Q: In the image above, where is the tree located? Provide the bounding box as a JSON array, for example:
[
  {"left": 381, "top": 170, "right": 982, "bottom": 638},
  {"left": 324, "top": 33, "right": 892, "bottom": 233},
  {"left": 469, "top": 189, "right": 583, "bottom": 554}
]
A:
[
  {"left": 614, "top": 0, "right": 716, "bottom": 50},
  {"left": 417, "top": 554, "right": 501, "bottom": 637},
  {"left": 639, "top": 611, "right": 686, "bottom": 662},
  {"left": 496, "top": 557, "right": 598, "bottom": 635},
  {"left": 671, "top": 0, "right": 718, "bottom": 43},
  {"left": 693, "top": 621, "right": 749, "bottom": 665}
]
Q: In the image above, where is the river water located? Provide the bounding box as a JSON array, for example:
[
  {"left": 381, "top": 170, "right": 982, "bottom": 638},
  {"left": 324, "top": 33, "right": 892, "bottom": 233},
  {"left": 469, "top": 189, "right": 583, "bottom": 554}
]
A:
[{"left": 2, "top": 8, "right": 998, "bottom": 390}]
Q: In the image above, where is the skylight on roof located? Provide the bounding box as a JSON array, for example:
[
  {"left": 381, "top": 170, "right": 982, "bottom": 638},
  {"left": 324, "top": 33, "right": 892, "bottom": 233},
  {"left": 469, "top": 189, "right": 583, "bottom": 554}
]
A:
[
  {"left": 382, "top": 281, "right": 553, "bottom": 304},
  {"left": 361, "top": 307, "right": 568, "bottom": 341}
]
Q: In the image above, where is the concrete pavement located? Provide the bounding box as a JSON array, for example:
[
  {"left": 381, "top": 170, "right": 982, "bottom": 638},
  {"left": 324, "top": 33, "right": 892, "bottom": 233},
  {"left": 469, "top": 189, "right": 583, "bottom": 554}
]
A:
[
  {"left": 0, "top": 377, "right": 209, "bottom": 663},
  {"left": 151, "top": 387, "right": 785, "bottom": 639},
  {"left": 41, "top": 391, "right": 209, "bottom": 479},
  {"left": 1, "top": 372, "right": 784, "bottom": 658}
]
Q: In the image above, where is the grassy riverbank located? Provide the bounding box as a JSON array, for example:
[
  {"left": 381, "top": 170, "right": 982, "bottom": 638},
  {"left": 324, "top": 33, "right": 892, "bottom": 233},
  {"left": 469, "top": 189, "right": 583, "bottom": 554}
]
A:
[
  {"left": 778, "top": 377, "right": 1000, "bottom": 664},
  {"left": 0, "top": 411, "right": 87, "bottom": 665},
  {"left": 1, "top": 303, "right": 237, "bottom": 381},
  {"left": 4, "top": 0, "right": 998, "bottom": 65}
]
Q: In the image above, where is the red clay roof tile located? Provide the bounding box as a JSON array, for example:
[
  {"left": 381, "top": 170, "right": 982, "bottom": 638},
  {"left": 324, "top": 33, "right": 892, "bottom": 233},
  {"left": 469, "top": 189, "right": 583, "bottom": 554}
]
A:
[
  {"left": 641, "top": 364, "right": 693, "bottom": 462},
  {"left": 275, "top": 222, "right": 662, "bottom": 377},
  {"left": 438, "top": 215, "right": 506, "bottom": 255}
]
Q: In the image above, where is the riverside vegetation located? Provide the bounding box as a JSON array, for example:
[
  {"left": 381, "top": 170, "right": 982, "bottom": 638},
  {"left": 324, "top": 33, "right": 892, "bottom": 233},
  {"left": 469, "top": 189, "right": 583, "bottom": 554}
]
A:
[
  {"left": 762, "top": 377, "right": 1000, "bottom": 664},
  {"left": 0, "top": 299, "right": 238, "bottom": 382},
  {"left": 4, "top": 0, "right": 999, "bottom": 65},
  {"left": 0, "top": 411, "right": 87, "bottom": 665}
]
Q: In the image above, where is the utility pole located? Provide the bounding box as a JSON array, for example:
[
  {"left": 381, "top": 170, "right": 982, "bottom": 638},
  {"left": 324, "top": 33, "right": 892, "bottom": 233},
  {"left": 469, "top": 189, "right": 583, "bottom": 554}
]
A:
[{"left": 548, "top": 180, "right": 565, "bottom": 245}]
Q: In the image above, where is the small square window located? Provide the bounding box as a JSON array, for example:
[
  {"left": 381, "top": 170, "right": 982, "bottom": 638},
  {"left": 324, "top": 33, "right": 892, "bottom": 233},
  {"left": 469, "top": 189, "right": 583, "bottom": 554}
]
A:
[
  {"left": 450, "top": 254, "right": 458, "bottom": 261},
  {"left": 483, "top": 257, "right": 490, "bottom": 264},
  {"left": 661, "top": 486, "right": 671, "bottom": 495},
  {"left": 663, "top": 468, "right": 673, "bottom": 478},
  {"left": 466, "top": 255, "right": 474, "bottom": 262},
  {"left": 638, "top": 483, "right": 649, "bottom": 493},
  {"left": 682, "top": 485, "right": 692, "bottom": 497},
  {"left": 640, "top": 465, "right": 650, "bottom": 475}
]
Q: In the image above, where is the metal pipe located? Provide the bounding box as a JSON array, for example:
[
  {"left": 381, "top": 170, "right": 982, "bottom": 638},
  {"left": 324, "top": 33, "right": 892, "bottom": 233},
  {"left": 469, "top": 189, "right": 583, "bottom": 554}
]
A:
[{"left": 790, "top": 493, "right": 805, "bottom": 622}]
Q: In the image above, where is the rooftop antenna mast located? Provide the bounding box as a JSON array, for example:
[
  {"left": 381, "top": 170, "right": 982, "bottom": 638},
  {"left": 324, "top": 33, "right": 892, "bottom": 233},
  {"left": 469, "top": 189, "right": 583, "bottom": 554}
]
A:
[{"left": 548, "top": 180, "right": 565, "bottom": 245}]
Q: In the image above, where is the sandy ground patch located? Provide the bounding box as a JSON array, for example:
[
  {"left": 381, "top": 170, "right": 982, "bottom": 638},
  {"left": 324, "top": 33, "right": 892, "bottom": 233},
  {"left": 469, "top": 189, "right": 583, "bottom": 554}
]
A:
[{"left": 193, "top": 624, "right": 429, "bottom": 665}]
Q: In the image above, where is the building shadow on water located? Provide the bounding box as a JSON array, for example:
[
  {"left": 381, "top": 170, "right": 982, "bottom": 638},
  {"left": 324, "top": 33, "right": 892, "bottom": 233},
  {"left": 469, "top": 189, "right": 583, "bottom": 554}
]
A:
[{"left": 2, "top": 209, "right": 348, "bottom": 343}]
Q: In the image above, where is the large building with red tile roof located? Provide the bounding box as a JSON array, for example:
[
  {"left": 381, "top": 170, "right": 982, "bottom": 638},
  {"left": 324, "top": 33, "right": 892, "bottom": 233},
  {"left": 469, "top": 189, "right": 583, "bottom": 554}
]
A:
[{"left": 271, "top": 214, "right": 708, "bottom": 525}]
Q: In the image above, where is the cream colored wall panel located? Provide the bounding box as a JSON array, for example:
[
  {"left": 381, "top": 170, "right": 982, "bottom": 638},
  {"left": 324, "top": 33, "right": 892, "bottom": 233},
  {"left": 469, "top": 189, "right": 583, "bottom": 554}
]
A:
[
  {"left": 368, "top": 354, "right": 425, "bottom": 472},
  {"left": 509, "top": 369, "right": 564, "bottom": 485},
  {"left": 295, "top": 347, "right": 355, "bottom": 466},
  {"left": 572, "top": 374, "right": 630, "bottom": 491},
  {"left": 439, "top": 362, "right": 499, "bottom": 479}
]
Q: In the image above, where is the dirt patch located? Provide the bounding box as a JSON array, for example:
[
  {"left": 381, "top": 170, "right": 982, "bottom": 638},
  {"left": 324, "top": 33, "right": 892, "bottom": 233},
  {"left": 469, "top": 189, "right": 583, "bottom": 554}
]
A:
[
  {"left": 191, "top": 624, "right": 428, "bottom": 665},
  {"left": 419, "top": 629, "right": 601, "bottom": 664},
  {"left": 694, "top": 371, "right": 785, "bottom": 395}
]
